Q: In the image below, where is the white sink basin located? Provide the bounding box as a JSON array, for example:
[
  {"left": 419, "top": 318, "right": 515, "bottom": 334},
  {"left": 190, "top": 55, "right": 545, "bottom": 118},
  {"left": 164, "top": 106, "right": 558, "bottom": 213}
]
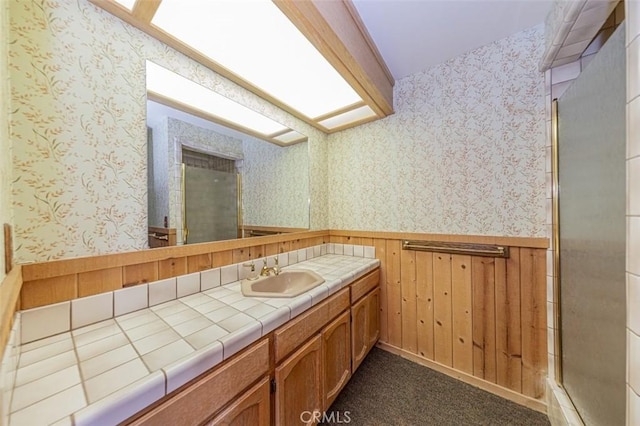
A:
[{"left": 241, "top": 269, "right": 325, "bottom": 298}]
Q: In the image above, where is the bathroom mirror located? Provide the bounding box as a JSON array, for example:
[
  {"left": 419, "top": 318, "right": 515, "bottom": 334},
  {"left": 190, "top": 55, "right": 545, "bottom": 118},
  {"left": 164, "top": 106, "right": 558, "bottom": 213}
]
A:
[{"left": 146, "top": 66, "right": 310, "bottom": 246}]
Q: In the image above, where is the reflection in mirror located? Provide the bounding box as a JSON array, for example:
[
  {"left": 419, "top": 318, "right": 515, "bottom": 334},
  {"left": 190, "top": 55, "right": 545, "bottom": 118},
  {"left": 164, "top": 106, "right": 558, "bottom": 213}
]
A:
[{"left": 145, "top": 74, "right": 310, "bottom": 247}]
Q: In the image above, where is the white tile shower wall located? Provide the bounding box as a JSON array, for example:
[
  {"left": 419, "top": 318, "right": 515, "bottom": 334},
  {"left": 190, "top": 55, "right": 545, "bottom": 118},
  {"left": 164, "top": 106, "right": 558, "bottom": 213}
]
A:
[
  {"left": 13, "top": 244, "right": 376, "bottom": 344},
  {"left": 628, "top": 1, "right": 640, "bottom": 424}
]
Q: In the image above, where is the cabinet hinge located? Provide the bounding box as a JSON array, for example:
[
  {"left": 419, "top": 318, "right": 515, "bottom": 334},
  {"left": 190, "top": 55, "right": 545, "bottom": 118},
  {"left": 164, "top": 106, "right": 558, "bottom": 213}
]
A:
[{"left": 270, "top": 378, "right": 276, "bottom": 393}]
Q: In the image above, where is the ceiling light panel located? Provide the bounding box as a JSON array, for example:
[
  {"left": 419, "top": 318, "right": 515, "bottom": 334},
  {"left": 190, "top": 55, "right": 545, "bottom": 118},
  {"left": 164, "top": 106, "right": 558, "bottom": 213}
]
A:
[
  {"left": 151, "top": 0, "right": 364, "bottom": 119},
  {"left": 112, "top": 0, "right": 136, "bottom": 11},
  {"left": 274, "top": 130, "right": 306, "bottom": 144},
  {"left": 146, "top": 61, "right": 288, "bottom": 135},
  {"left": 319, "top": 105, "right": 376, "bottom": 130}
]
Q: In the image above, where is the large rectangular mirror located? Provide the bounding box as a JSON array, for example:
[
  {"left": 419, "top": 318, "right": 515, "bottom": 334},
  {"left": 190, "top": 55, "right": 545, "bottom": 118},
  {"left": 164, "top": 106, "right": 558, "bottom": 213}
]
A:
[{"left": 145, "top": 62, "right": 310, "bottom": 247}]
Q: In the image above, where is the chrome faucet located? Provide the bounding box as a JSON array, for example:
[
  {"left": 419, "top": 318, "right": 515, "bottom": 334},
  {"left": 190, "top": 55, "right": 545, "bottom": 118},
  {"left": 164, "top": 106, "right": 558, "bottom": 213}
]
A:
[{"left": 260, "top": 256, "right": 280, "bottom": 276}]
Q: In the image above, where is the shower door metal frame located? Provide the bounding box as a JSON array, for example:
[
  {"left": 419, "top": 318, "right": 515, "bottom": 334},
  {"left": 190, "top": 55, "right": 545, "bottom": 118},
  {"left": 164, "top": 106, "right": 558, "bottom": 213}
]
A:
[{"left": 551, "top": 99, "right": 563, "bottom": 384}]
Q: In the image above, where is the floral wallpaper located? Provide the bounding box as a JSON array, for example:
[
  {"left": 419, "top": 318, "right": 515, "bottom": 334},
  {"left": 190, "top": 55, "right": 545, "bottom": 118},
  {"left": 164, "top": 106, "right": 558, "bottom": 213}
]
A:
[
  {"left": 8, "top": 0, "right": 323, "bottom": 263},
  {"left": 1, "top": 0, "right": 11, "bottom": 280},
  {"left": 242, "top": 137, "right": 309, "bottom": 229},
  {"left": 327, "top": 25, "right": 547, "bottom": 237}
]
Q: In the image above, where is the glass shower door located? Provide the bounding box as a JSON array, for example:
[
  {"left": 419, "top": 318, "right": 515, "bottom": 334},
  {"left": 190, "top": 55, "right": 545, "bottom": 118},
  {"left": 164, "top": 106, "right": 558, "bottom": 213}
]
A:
[
  {"left": 556, "top": 24, "right": 626, "bottom": 426},
  {"left": 184, "top": 165, "right": 238, "bottom": 243}
]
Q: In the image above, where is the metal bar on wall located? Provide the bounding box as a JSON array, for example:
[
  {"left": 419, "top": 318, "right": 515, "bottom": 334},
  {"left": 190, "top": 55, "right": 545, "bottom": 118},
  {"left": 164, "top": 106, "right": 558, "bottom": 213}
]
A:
[{"left": 402, "top": 240, "right": 509, "bottom": 258}]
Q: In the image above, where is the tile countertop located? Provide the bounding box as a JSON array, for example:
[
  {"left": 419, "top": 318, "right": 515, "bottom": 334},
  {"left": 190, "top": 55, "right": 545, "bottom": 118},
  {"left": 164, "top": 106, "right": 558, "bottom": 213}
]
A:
[{"left": 2, "top": 248, "right": 379, "bottom": 426}]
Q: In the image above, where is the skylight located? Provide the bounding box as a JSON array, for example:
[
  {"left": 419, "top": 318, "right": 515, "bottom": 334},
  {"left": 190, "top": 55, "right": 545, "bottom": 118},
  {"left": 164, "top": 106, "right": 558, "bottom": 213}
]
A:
[
  {"left": 146, "top": 61, "right": 290, "bottom": 138},
  {"left": 151, "top": 0, "right": 363, "bottom": 120},
  {"left": 93, "top": 0, "right": 393, "bottom": 133}
]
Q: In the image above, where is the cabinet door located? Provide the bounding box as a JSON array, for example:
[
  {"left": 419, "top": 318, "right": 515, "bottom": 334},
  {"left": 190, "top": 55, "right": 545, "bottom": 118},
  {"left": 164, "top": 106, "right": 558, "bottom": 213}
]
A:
[
  {"left": 206, "top": 377, "right": 270, "bottom": 426},
  {"left": 351, "top": 295, "right": 368, "bottom": 373},
  {"left": 366, "top": 288, "right": 380, "bottom": 349},
  {"left": 322, "top": 310, "right": 351, "bottom": 410},
  {"left": 275, "top": 335, "right": 323, "bottom": 426}
]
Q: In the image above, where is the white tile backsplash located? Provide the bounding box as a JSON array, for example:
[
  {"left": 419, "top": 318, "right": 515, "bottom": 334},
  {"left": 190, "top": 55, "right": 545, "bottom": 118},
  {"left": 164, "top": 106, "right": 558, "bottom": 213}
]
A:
[
  {"left": 72, "top": 293, "right": 113, "bottom": 329},
  {"left": 220, "top": 265, "right": 238, "bottom": 286},
  {"left": 148, "top": 278, "right": 177, "bottom": 307},
  {"left": 21, "top": 302, "right": 71, "bottom": 344},
  {"left": 364, "top": 246, "right": 375, "bottom": 259},
  {"left": 297, "top": 249, "right": 307, "bottom": 262},
  {"left": 200, "top": 268, "right": 221, "bottom": 291},
  {"left": 343, "top": 244, "right": 354, "bottom": 256},
  {"left": 177, "top": 273, "right": 200, "bottom": 298},
  {"left": 114, "top": 285, "right": 148, "bottom": 317}
]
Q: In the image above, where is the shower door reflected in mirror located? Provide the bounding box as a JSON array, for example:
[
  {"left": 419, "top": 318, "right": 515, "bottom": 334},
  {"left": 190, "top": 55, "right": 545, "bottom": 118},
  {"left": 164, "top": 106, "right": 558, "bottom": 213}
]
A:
[{"left": 182, "top": 149, "right": 239, "bottom": 244}]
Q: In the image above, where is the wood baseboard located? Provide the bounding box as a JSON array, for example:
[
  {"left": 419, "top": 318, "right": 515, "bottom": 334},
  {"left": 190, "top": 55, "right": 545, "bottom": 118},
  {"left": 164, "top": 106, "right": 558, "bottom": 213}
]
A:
[{"left": 376, "top": 342, "right": 547, "bottom": 414}]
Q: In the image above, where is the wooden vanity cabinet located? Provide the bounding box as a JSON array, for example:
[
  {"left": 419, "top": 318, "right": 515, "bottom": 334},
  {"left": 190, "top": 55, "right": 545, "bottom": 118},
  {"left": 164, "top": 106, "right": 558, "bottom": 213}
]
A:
[
  {"left": 275, "top": 335, "right": 323, "bottom": 426},
  {"left": 127, "top": 339, "right": 269, "bottom": 426},
  {"left": 351, "top": 287, "right": 381, "bottom": 373},
  {"left": 322, "top": 310, "right": 351, "bottom": 410},
  {"left": 205, "top": 377, "right": 271, "bottom": 426}
]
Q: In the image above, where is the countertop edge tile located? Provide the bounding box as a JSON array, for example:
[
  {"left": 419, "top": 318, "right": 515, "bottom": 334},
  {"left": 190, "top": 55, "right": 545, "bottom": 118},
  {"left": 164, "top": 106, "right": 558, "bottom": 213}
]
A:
[
  {"left": 72, "top": 371, "right": 165, "bottom": 426},
  {"left": 219, "top": 322, "right": 262, "bottom": 360},
  {"left": 163, "top": 341, "right": 224, "bottom": 394}
]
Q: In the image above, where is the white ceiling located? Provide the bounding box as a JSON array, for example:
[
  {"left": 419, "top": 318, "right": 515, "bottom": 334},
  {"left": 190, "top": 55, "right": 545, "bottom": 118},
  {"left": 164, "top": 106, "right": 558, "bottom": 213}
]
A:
[{"left": 351, "top": 0, "right": 553, "bottom": 81}]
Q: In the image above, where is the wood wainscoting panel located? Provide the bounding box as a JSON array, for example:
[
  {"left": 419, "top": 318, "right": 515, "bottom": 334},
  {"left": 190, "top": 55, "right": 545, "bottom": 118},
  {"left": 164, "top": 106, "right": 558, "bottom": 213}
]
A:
[
  {"left": 451, "top": 254, "right": 473, "bottom": 374},
  {"left": 415, "top": 251, "right": 434, "bottom": 360},
  {"left": 433, "top": 253, "right": 453, "bottom": 366},
  {"left": 520, "top": 248, "right": 547, "bottom": 399},
  {"left": 497, "top": 249, "right": 522, "bottom": 393},
  {"left": 384, "top": 240, "right": 402, "bottom": 348},
  {"left": 372, "top": 239, "right": 387, "bottom": 343},
  {"left": 123, "top": 262, "right": 159, "bottom": 287},
  {"left": 158, "top": 257, "right": 188, "bottom": 280},
  {"left": 400, "top": 249, "right": 417, "bottom": 353},
  {"left": 472, "top": 257, "right": 497, "bottom": 383},
  {"left": 78, "top": 267, "right": 123, "bottom": 297},
  {"left": 187, "top": 254, "right": 213, "bottom": 273},
  {"left": 21, "top": 274, "right": 77, "bottom": 309},
  {"left": 329, "top": 230, "right": 549, "bottom": 404}
]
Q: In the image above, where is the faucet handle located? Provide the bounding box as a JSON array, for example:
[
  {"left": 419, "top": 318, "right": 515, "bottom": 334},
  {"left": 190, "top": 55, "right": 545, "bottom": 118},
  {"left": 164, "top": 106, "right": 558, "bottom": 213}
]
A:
[{"left": 274, "top": 255, "right": 279, "bottom": 266}]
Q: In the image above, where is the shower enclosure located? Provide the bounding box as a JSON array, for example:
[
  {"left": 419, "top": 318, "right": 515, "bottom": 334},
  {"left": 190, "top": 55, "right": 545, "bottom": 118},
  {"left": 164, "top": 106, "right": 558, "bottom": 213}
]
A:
[
  {"left": 554, "top": 24, "right": 626, "bottom": 425},
  {"left": 182, "top": 149, "right": 239, "bottom": 244}
]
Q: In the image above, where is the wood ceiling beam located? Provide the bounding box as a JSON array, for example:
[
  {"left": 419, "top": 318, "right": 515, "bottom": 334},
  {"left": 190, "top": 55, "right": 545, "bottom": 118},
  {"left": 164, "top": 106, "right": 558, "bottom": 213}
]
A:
[
  {"left": 131, "top": 0, "right": 161, "bottom": 23},
  {"left": 273, "top": 0, "right": 394, "bottom": 117}
]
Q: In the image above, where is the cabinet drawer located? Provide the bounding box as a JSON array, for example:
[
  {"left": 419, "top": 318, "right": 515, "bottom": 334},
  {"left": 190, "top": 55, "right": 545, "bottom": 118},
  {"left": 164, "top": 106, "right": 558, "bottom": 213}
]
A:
[
  {"left": 274, "top": 288, "right": 349, "bottom": 363},
  {"left": 128, "top": 339, "right": 269, "bottom": 426},
  {"left": 350, "top": 269, "right": 379, "bottom": 303}
]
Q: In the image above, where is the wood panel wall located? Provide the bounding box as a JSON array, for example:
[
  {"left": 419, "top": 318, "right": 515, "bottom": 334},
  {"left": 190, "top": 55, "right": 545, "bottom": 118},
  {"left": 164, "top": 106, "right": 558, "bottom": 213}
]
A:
[
  {"left": 329, "top": 231, "right": 548, "bottom": 406},
  {"left": 13, "top": 229, "right": 547, "bottom": 408},
  {"left": 19, "top": 231, "right": 329, "bottom": 310}
]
